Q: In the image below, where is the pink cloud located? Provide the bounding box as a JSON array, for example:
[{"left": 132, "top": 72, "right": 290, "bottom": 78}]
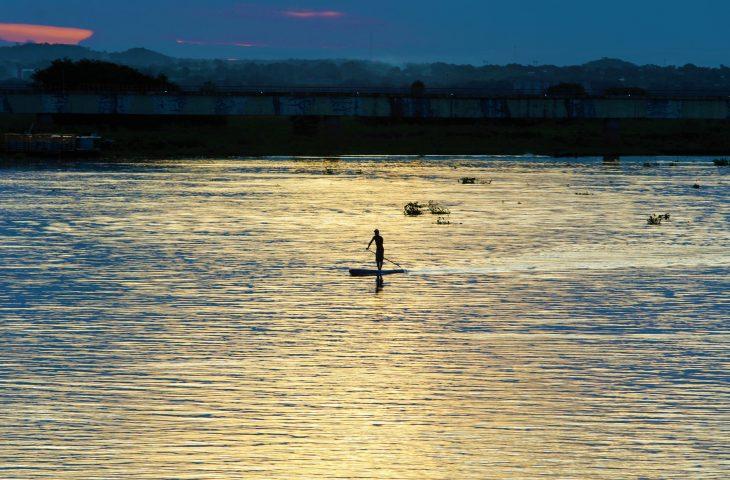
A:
[
  {"left": 176, "top": 39, "right": 263, "bottom": 48},
  {"left": 0, "top": 23, "right": 93, "bottom": 44},
  {"left": 282, "top": 10, "right": 345, "bottom": 19}
]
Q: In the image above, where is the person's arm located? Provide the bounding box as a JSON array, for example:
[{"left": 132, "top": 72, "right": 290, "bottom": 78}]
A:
[{"left": 366, "top": 236, "right": 374, "bottom": 249}]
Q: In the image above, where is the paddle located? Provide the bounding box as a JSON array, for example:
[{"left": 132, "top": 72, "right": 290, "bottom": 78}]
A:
[{"left": 366, "top": 247, "right": 405, "bottom": 269}]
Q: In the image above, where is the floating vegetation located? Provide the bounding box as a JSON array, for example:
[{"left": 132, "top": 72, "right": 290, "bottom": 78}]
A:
[
  {"left": 427, "top": 200, "right": 451, "bottom": 215},
  {"left": 648, "top": 213, "right": 671, "bottom": 226},
  {"left": 404, "top": 202, "right": 424, "bottom": 216},
  {"left": 575, "top": 190, "right": 594, "bottom": 196},
  {"left": 714, "top": 158, "right": 729, "bottom": 166},
  {"left": 458, "top": 177, "right": 492, "bottom": 185},
  {"left": 406, "top": 201, "right": 457, "bottom": 222}
]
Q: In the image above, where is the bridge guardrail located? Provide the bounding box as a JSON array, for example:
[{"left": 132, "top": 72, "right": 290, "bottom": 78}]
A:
[{"left": 3, "top": 84, "right": 730, "bottom": 99}]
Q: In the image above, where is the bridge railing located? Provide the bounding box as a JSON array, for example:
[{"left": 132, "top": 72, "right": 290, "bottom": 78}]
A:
[{"left": 3, "top": 83, "right": 730, "bottom": 99}]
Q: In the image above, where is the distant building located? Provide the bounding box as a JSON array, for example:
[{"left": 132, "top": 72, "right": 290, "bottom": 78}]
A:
[
  {"left": 3, "top": 133, "right": 102, "bottom": 156},
  {"left": 16, "top": 67, "right": 37, "bottom": 81},
  {"left": 513, "top": 79, "right": 554, "bottom": 94},
  {"left": 514, "top": 79, "right": 595, "bottom": 95}
]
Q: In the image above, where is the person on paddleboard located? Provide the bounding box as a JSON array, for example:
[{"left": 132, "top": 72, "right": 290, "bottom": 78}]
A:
[{"left": 367, "top": 229, "right": 385, "bottom": 271}]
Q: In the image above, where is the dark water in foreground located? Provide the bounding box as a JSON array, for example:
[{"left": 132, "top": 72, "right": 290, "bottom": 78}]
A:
[{"left": 0, "top": 156, "right": 728, "bottom": 479}]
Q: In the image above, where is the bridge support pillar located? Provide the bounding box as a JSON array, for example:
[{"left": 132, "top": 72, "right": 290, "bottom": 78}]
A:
[
  {"left": 36, "top": 113, "right": 54, "bottom": 128},
  {"left": 603, "top": 118, "right": 621, "bottom": 154},
  {"left": 604, "top": 119, "right": 620, "bottom": 142}
]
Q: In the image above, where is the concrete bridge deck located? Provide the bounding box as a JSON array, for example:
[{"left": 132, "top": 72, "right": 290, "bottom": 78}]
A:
[{"left": 2, "top": 91, "right": 730, "bottom": 119}]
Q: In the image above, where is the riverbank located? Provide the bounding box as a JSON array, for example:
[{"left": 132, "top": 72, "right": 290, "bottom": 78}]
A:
[{"left": 2, "top": 115, "right": 730, "bottom": 158}]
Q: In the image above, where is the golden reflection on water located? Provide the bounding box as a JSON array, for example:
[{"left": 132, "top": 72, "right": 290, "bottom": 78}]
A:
[{"left": 0, "top": 156, "right": 728, "bottom": 479}]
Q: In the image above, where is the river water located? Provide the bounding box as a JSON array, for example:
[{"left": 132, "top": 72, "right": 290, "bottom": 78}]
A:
[{"left": 0, "top": 156, "right": 728, "bottom": 479}]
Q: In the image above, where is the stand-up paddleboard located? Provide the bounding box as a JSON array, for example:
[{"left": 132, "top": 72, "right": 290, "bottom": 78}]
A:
[{"left": 349, "top": 268, "right": 406, "bottom": 277}]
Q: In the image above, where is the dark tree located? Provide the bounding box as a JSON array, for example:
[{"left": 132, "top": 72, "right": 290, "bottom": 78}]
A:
[
  {"left": 198, "top": 81, "right": 218, "bottom": 94},
  {"left": 603, "top": 86, "right": 648, "bottom": 97},
  {"left": 545, "top": 83, "right": 587, "bottom": 97},
  {"left": 410, "top": 80, "right": 426, "bottom": 97},
  {"left": 32, "top": 59, "right": 178, "bottom": 92}
]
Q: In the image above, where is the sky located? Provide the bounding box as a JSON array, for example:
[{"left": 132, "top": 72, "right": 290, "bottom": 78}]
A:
[{"left": 0, "top": 0, "right": 729, "bottom": 66}]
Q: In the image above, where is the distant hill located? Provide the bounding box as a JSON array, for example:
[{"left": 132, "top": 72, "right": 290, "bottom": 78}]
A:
[
  {"left": 108, "top": 47, "right": 174, "bottom": 66},
  {"left": 0, "top": 43, "right": 171, "bottom": 67},
  {"left": 1, "top": 43, "right": 730, "bottom": 94},
  {"left": 0, "top": 43, "right": 103, "bottom": 63},
  {"left": 583, "top": 57, "right": 638, "bottom": 70}
]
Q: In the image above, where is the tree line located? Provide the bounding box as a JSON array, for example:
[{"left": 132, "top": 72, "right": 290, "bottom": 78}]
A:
[{"left": 4, "top": 44, "right": 730, "bottom": 95}]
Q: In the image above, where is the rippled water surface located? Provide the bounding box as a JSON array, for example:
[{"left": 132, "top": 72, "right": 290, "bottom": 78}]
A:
[{"left": 1, "top": 156, "right": 728, "bottom": 479}]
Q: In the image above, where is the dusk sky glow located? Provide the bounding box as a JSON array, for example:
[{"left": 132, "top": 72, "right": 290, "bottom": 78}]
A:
[
  {"left": 176, "top": 39, "right": 262, "bottom": 48},
  {"left": 0, "top": 0, "right": 728, "bottom": 65},
  {"left": 281, "top": 10, "right": 345, "bottom": 19}
]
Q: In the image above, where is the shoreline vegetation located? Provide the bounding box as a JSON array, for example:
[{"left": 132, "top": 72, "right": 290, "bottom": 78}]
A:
[{"left": 3, "top": 115, "right": 730, "bottom": 159}]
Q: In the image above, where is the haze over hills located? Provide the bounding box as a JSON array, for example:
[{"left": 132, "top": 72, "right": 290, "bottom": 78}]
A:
[
  {"left": 0, "top": 44, "right": 174, "bottom": 66},
  {"left": 2, "top": 43, "right": 730, "bottom": 94}
]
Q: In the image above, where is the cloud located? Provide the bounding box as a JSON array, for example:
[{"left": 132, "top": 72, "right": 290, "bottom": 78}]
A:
[
  {"left": 282, "top": 10, "right": 345, "bottom": 19},
  {"left": 176, "top": 39, "right": 263, "bottom": 48},
  {"left": 0, "top": 23, "right": 93, "bottom": 44}
]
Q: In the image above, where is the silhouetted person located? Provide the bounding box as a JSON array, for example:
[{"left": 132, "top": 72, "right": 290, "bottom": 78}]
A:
[{"left": 367, "top": 229, "right": 385, "bottom": 271}]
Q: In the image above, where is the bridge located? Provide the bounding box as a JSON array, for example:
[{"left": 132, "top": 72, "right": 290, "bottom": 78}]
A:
[{"left": 1, "top": 90, "right": 730, "bottom": 119}]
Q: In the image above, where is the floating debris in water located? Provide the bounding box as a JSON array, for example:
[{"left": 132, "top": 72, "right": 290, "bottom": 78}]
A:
[
  {"left": 648, "top": 213, "right": 671, "bottom": 225},
  {"left": 693, "top": 183, "right": 701, "bottom": 189},
  {"left": 575, "top": 190, "right": 594, "bottom": 196},
  {"left": 406, "top": 201, "right": 455, "bottom": 221},
  {"left": 404, "top": 202, "right": 424, "bottom": 216},
  {"left": 427, "top": 200, "right": 451, "bottom": 215},
  {"left": 459, "top": 177, "right": 492, "bottom": 185}
]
